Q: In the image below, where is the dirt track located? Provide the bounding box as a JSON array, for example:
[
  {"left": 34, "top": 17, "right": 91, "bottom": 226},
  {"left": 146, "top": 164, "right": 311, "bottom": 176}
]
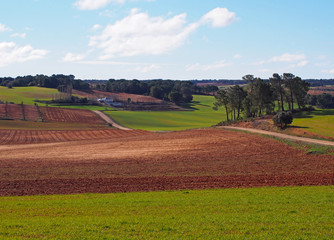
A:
[
  {"left": 0, "top": 128, "right": 333, "bottom": 196},
  {"left": 221, "top": 126, "right": 334, "bottom": 146},
  {"left": 93, "top": 110, "right": 131, "bottom": 130}
]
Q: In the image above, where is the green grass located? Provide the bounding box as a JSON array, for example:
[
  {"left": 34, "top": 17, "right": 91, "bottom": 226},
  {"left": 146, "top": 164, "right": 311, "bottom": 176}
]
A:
[
  {"left": 105, "top": 95, "right": 226, "bottom": 131},
  {"left": 0, "top": 86, "right": 60, "bottom": 105},
  {"left": 0, "top": 186, "right": 333, "bottom": 239},
  {"left": 292, "top": 109, "right": 334, "bottom": 138}
]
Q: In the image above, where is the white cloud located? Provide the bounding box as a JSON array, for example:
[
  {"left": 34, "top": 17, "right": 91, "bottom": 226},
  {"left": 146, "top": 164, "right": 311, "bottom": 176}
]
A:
[
  {"left": 258, "top": 68, "right": 271, "bottom": 73},
  {"left": 63, "top": 52, "right": 85, "bottom": 62},
  {"left": 11, "top": 33, "right": 27, "bottom": 38},
  {"left": 296, "top": 60, "right": 308, "bottom": 67},
  {"left": 271, "top": 53, "right": 306, "bottom": 62},
  {"left": 186, "top": 60, "right": 231, "bottom": 71},
  {"left": 201, "top": 8, "right": 237, "bottom": 28},
  {"left": 0, "top": 23, "right": 11, "bottom": 32},
  {"left": 251, "top": 60, "right": 265, "bottom": 66},
  {"left": 89, "top": 9, "right": 199, "bottom": 58},
  {"left": 233, "top": 54, "right": 241, "bottom": 59},
  {"left": 0, "top": 42, "right": 48, "bottom": 67},
  {"left": 135, "top": 64, "right": 159, "bottom": 73},
  {"left": 74, "top": 0, "right": 124, "bottom": 10},
  {"left": 329, "top": 69, "right": 334, "bottom": 74},
  {"left": 92, "top": 24, "right": 102, "bottom": 30}
]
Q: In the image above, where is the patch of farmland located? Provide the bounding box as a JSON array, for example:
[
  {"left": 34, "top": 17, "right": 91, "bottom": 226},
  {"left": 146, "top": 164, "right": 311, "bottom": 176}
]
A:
[
  {"left": 0, "top": 128, "right": 332, "bottom": 196},
  {"left": 0, "top": 129, "right": 149, "bottom": 145},
  {"left": 40, "top": 106, "right": 105, "bottom": 124},
  {"left": 92, "top": 90, "right": 163, "bottom": 103},
  {"left": 23, "top": 105, "right": 40, "bottom": 121}
]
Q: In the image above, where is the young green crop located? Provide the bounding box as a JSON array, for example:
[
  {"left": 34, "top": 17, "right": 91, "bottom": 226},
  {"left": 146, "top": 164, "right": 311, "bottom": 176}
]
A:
[
  {"left": 0, "top": 186, "right": 333, "bottom": 239},
  {"left": 105, "top": 95, "right": 226, "bottom": 131},
  {"left": 292, "top": 109, "right": 334, "bottom": 138}
]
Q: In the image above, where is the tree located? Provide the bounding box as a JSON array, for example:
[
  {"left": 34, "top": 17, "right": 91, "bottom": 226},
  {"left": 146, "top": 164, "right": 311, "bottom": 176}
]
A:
[
  {"left": 229, "top": 85, "right": 247, "bottom": 120},
  {"left": 273, "top": 111, "right": 293, "bottom": 129},
  {"left": 168, "top": 91, "right": 183, "bottom": 105},
  {"left": 270, "top": 73, "right": 285, "bottom": 111},
  {"left": 213, "top": 89, "right": 231, "bottom": 121}
]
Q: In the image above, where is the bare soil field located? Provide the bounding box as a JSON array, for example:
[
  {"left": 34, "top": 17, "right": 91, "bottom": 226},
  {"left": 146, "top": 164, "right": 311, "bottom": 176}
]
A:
[
  {"left": 0, "top": 129, "right": 148, "bottom": 144},
  {"left": 74, "top": 89, "right": 163, "bottom": 103},
  {"left": 40, "top": 106, "right": 105, "bottom": 124},
  {"left": 0, "top": 128, "right": 333, "bottom": 196}
]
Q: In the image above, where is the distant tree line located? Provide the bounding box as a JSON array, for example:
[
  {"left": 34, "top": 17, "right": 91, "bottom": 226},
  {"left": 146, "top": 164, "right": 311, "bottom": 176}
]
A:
[
  {"left": 213, "top": 73, "right": 310, "bottom": 121},
  {"left": 0, "top": 74, "right": 89, "bottom": 90},
  {"left": 94, "top": 79, "right": 218, "bottom": 105},
  {"left": 305, "top": 93, "right": 334, "bottom": 109}
]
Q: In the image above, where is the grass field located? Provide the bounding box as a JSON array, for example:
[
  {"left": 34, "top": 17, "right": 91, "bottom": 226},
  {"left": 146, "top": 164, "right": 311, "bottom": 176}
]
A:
[
  {"left": 105, "top": 95, "right": 226, "bottom": 131},
  {"left": 0, "top": 186, "right": 333, "bottom": 239},
  {"left": 0, "top": 86, "right": 59, "bottom": 105},
  {"left": 292, "top": 109, "right": 334, "bottom": 138}
]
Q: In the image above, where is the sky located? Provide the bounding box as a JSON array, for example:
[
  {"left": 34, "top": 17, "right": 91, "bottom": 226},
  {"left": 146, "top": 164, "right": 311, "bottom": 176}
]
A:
[{"left": 0, "top": 0, "right": 334, "bottom": 80}]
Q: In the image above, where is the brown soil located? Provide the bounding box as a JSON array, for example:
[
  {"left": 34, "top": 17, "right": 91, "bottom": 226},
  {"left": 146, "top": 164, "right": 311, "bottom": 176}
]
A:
[
  {"left": 0, "top": 128, "right": 333, "bottom": 196},
  {"left": 40, "top": 106, "right": 105, "bottom": 124}
]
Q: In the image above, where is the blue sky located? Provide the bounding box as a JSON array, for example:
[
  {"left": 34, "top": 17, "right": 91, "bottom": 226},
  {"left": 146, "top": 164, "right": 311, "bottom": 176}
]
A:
[{"left": 0, "top": 0, "right": 334, "bottom": 80}]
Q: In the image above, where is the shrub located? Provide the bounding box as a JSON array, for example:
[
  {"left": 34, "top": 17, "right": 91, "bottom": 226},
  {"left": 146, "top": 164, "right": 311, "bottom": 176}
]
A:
[{"left": 273, "top": 111, "right": 293, "bottom": 129}]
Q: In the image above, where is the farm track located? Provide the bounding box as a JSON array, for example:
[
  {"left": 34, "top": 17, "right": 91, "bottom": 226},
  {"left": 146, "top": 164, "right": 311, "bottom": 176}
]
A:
[
  {"left": 93, "top": 110, "right": 131, "bottom": 130},
  {"left": 221, "top": 126, "right": 334, "bottom": 146},
  {"left": 0, "top": 128, "right": 333, "bottom": 196}
]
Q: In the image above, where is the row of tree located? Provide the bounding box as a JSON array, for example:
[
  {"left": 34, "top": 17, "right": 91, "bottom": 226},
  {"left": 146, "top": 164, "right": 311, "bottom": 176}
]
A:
[
  {"left": 95, "top": 79, "right": 205, "bottom": 105},
  {"left": 306, "top": 93, "right": 334, "bottom": 109},
  {"left": 213, "top": 73, "right": 310, "bottom": 121},
  {"left": 0, "top": 75, "right": 90, "bottom": 90}
]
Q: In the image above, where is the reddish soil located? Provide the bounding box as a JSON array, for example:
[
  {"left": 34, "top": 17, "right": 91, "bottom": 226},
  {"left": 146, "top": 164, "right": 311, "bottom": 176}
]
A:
[
  {"left": 5, "top": 104, "right": 23, "bottom": 120},
  {"left": 23, "top": 105, "right": 40, "bottom": 121},
  {"left": 308, "top": 87, "right": 334, "bottom": 96},
  {"left": 73, "top": 89, "right": 163, "bottom": 103},
  {"left": 40, "top": 107, "right": 105, "bottom": 124},
  {"left": 0, "top": 128, "right": 333, "bottom": 196},
  {"left": 92, "top": 90, "right": 163, "bottom": 103},
  {"left": 0, "top": 129, "right": 149, "bottom": 144}
]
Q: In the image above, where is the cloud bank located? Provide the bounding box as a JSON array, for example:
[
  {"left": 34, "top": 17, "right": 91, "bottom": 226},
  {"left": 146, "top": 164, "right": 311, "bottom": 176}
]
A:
[
  {"left": 89, "top": 7, "right": 237, "bottom": 59},
  {"left": 0, "top": 42, "right": 48, "bottom": 67}
]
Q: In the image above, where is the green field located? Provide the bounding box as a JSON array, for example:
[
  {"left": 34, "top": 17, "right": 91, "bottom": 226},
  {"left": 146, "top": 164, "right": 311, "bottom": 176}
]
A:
[
  {"left": 0, "top": 86, "right": 59, "bottom": 105},
  {"left": 292, "top": 109, "right": 334, "bottom": 138},
  {"left": 0, "top": 186, "right": 333, "bottom": 239},
  {"left": 105, "top": 95, "right": 226, "bottom": 131}
]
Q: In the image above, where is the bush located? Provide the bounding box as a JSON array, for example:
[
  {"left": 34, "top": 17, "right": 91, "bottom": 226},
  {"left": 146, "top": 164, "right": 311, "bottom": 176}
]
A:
[{"left": 273, "top": 111, "right": 293, "bottom": 129}]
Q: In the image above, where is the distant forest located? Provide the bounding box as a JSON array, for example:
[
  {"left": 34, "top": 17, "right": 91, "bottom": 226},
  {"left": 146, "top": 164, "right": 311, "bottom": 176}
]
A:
[{"left": 1, "top": 74, "right": 334, "bottom": 106}]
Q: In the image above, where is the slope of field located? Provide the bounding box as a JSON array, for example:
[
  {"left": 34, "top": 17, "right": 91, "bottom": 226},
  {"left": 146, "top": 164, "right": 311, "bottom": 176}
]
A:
[
  {"left": 0, "top": 129, "right": 148, "bottom": 145},
  {"left": 0, "top": 86, "right": 59, "bottom": 105},
  {"left": 0, "top": 128, "right": 332, "bottom": 196},
  {"left": 291, "top": 109, "right": 334, "bottom": 138},
  {"left": 106, "top": 95, "right": 226, "bottom": 131},
  {"left": 40, "top": 106, "right": 105, "bottom": 124},
  {"left": 0, "top": 186, "right": 333, "bottom": 239}
]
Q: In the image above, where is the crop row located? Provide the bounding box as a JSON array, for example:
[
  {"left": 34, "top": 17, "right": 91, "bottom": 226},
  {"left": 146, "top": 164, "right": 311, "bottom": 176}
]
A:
[{"left": 0, "top": 129, "right": 149, "bottom": 144}]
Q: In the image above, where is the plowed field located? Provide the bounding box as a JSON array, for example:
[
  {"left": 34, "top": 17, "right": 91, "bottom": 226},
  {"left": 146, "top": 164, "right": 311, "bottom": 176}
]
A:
[
  {"left": 0, "top": 128, "right": 333, "bottom": 196},
  {"left": 0, "top": 129, "right": 148, "bottom": 144},
  {"left": 40, "top": 106, "right": 105, "bottom": 124}
]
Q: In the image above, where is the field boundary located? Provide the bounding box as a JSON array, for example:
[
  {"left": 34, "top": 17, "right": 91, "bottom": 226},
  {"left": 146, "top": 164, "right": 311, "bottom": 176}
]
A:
[
  {"left": 93, "top": 110, "right": 131, "bottom": 130},
  {"left": 221, "top": 126, "right": 334, "bottom": 147}
]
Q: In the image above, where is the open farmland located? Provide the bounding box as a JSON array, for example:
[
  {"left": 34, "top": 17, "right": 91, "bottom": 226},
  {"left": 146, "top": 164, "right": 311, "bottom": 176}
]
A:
[
  {"left": 0, "top": 186, "right": 333, "bottom": 239},
  {"left": 106, "top": 95, "right": 226, "bottom": 131},
  {"left": 291, "top": 109, "right": 334, "bottom": 139},
  {"left": 0, "top": 86, "right": 60, "bottom": 105},
  {"left": 0, "top": 128, "right": 332, "bottom": 196}
]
